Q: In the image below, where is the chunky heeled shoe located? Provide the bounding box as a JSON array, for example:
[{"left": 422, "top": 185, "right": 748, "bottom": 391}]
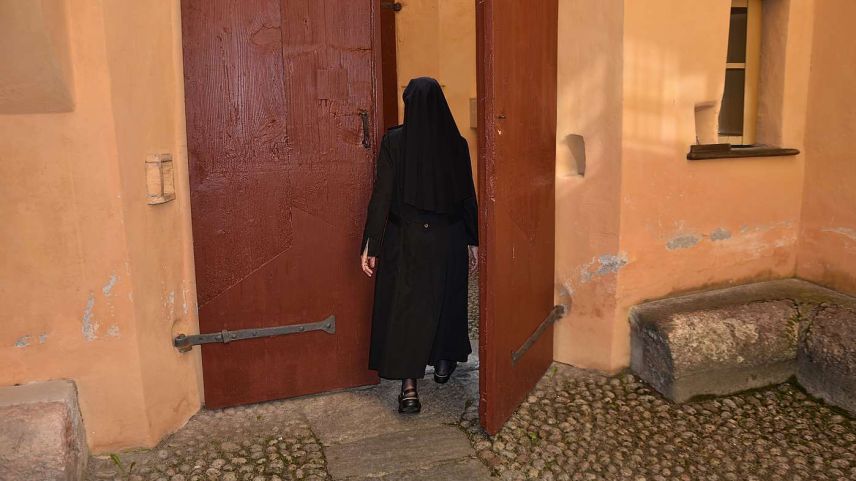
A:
[
  {"left": 433, "top": 360, "right": 458, "bottom": 384},
  {"left": 398, "top": 387, "right": 421, "bottom": 414}
]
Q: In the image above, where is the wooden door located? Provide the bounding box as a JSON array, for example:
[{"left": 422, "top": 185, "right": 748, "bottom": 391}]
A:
[
  {"left": 477, "top": 0, "right": 560, "bottom": 434},
  {"left": 181, "top": 0, "right": 381, "bottom": 408}
]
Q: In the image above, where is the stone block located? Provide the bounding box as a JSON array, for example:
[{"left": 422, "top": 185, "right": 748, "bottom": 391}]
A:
[
  {"left": 630, "top": 279, "right": 856, "bottom": 405},
  {"left": 0, "top": 380, "right": 87, "bottom": 481},
  {"left": 798, "top": 304, "right": 856, "bottom": 416},
  {"left": 631, "top": 298, "right": 799, "bottom": 402}
]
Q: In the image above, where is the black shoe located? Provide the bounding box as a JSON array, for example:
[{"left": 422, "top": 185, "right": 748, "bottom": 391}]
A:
[
  {"left": 433, "top": 360, "right": 458, "bottom": 384},
  {"left": 398, "top": 387, "right": 421, "bottom": 414}
]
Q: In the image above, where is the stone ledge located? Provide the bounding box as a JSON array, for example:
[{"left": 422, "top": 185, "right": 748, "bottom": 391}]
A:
[
  {"left": 0, "top": 380, "right": 88, "bottom": 481},
  {"left": 630, "top": 279, "right": 856, "bottom": 413}
]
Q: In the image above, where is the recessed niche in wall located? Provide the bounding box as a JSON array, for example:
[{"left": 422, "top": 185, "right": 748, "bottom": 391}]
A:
[
  {"left": 562, "top": 134, "right": 586, "bottom": 177},
  {"left": 694, "top": 101, "right": 719, "bottom": 145}
]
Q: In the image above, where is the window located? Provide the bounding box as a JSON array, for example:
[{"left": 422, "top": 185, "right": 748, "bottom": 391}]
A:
[{"left": 719, "top": 0, "right": 761, "bottom": 146}]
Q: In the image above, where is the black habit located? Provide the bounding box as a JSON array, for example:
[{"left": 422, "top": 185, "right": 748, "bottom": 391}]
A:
[{"left": 362, "top": 77, "right": 478, "bottom": 380}]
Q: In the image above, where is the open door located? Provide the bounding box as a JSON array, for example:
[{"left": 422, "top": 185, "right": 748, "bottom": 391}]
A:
[
  {"left": 181, "top": 0, "right": 382, "bottom": 408},
  {"left": 477, "top": 0, "right": 560, "bottom": 434}
]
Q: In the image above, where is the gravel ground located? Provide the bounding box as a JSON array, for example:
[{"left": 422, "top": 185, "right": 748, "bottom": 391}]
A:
[
  {"left": 460, "top": 363, "right": 856, "bottom": 481},
  {"left": 86, "top": 402, "right": 330, "bottom": 481}
]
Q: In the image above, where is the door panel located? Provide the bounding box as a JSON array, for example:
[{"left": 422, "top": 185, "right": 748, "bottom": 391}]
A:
[
  {"left": 477, "top": 0, "right": 559, "bottom": 434},
  {"left": 182, "top": 0, "right": 379, "bottom": 408}
]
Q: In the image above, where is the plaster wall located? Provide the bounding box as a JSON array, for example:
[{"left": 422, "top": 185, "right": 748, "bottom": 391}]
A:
[
  {"left": 552, "top": 0, "right": 816, "bottom": 371},
  {"left": 0, "top": 0, "right": 74, "bottom": 113},
  {"left": 0, "top": 0, "right": 201, "bottom": 452},
  {"left": 796, "top": 0, "right": 856, "bottom": 295},
  {"left": 553, "top": 0, "right": 624, "bottom": 372},
  {"left": 101, "top": 0, "right": 203, "bottom": 447},
  {"left": 612, "top": 0, "right": 812, "bottom": 369}
]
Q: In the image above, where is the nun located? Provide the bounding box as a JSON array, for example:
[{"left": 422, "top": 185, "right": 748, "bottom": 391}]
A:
[{"left": 360, "top": 77, "right": 478, "bottom": 414}]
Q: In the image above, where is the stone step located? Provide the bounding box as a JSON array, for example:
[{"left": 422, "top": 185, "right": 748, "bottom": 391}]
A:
[
  {"left": 630, "top": 278, "right": 856, "bottom": 412},
  {"left": 0, "top": 380, "right": 88, "bottom": 481}
]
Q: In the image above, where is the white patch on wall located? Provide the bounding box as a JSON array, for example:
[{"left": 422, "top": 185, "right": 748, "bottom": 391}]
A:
[
  {"left": 81, "top": 293, "right": 98, "bottom": 341},
  {"left": 821, "top": 227, "right": 856, "bottom": 243},
  {"left": 102, "top": 274, "right": 118, "bottom": 296}
]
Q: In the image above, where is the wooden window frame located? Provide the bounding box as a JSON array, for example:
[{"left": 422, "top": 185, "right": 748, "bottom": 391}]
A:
[
  {"left": 719, "top": 0, "right": 762, "bottom": 146},
  {"left": 689, "top": 0, "right": 799, "bottom": 160}
]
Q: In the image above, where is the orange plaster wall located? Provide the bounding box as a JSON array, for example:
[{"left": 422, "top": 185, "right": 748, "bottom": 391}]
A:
[
  {"left": 100, "top": 0, "right": 203, "bottom": 448},
  {"left": 553, "top": 0, "right": 624, "bottom": 372},
  {"left": 796, "top": 0, "right": 856, "bottom": 295},
  {"left": 613, "top": 0, "right": 809, "bottom": 369},
  {"left": 0, "top": 0, "right": 201, "bottom": 452}
]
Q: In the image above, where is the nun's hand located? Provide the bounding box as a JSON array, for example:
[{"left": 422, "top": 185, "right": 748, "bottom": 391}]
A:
[
  {"left": 468, "top": 246, "right": 478, "bottom": 274},
  {"left": 361, "top": 244, "right": 377, "bottom": 277}
]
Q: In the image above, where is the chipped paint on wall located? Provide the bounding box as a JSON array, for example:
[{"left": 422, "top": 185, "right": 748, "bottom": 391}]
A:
[
  {"left": 666, "top": 234, "right": 702, "bottom": 250},
  {"left": 15, "top": 335, "right": 32, "bottom": 348},
  {"left": 165, "top": 289, "right": 176, "bottom": 321},
  {"left": 556, "top": 280, "right": 575, "bottom": 300},
  {"left": 82, "top": 293, "right": 98, "bottom": 341},
  {"left": 107, "top": 325, "right": 120, "bottom": 337},
  {"left": 821, "top": 227, "right": 856, "bottom": 243},
  {"left": 580, "top": 253, "right": 629, "bottom": 283},
  {"left": 102, "top": 274, "right": 119, "bottom": 296},
  {"left": 38, "top": 333, "right": 48, "bottom": 344},
  {"left": 710, "top": 228, "right": 732, "bottom": 241}
]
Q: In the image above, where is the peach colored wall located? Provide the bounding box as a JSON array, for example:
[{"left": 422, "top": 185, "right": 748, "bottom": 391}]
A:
[
  {"left": 613, "top": 0, "right": 810, "bottom": 369},
  {"left": 796, "top": 0, "right": 856, "bottom": 295},
  {"left": 553, "top": 0, "right": 624, "bottom": 372},
  {"left": 0, "top": 0, "right": 201, "bottom": 452},
  {"left": 394, "top": 0, "right": 478, "bottom": 180},
  {"left": 0, "top": 0, "right": 74, "bottom": 113},
  {"left": 554, "top": 0, "right": 816, "bottom": 371}
]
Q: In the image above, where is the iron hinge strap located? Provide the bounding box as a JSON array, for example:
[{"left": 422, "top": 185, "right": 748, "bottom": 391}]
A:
[
  {"left": 511, "top": 305, "right": 566, "bottom": 365},
  {"left": 173, "top": 315, "right": 335, "bottom": 353}
]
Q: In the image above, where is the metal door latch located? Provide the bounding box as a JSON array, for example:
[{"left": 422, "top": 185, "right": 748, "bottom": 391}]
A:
[
  {"left": 359, "top": 110, "right": 370, "bottom": 148},
  {"left": 173, "top": 315, "right": 336, "bottom": 353}
]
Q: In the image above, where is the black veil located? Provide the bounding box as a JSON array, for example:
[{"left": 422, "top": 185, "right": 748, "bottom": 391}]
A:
[{"left": 401, "top": 77, "right": 475, "bottom": 214}]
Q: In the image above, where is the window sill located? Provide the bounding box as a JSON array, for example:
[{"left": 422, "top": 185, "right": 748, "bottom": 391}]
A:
[{"left": 687, "top": 143, "right": 800, "bottom": 160}]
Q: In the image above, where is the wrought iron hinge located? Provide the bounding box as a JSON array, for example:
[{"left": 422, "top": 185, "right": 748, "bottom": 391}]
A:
[
  {"left": 381, "top": 2, "right": 402, "bottom": 12},
  {"left": 173, "top": 315, "right": 335, "bottom": 353}
]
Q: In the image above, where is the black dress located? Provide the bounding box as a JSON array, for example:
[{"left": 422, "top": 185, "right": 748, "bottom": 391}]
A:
[{"left": 361, "top": 126, "right": 478, "bottom": 379}]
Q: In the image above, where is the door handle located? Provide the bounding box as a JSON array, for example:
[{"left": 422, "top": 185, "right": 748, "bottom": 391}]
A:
[{"left": 359, "top": 110, "right": 370, "bottom": 149}]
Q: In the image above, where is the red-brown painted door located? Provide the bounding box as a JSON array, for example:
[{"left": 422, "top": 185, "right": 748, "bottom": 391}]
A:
[
  {"left": 477, "top": 0, "right": 559, "bottom": 433},
  {"left": 181, "top": 0, "right": 381, "bottom": 408}
]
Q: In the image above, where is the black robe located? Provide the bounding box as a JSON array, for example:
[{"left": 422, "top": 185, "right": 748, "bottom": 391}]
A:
[{"left": 362, "top": 127, "right": 478, "bottom": 379}]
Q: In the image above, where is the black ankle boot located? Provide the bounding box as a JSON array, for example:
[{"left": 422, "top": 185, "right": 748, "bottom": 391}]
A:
[{"left": 434, "top": 360, "right": 458, "bottom": 384}]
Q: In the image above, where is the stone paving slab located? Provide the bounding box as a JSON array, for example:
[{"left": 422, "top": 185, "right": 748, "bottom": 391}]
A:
[
  {"left": 349, "top": 458, "right": 492, "bottom": 481},
  {"left": 324, "top": 426, "right": 475, "bottom": 480},
  {"left": 300, "top": 374, "right": 477, "bottom": 447}
]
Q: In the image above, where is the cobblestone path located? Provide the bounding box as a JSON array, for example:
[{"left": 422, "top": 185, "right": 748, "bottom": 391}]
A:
[
  {"left": 460, "top": 363, "right": 856, "bottom": 481},
  {"left": 89, "top": 270, "right": 856, "bottom": 481}
]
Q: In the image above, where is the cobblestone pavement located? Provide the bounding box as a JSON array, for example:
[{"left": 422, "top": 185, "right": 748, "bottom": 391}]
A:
[
  {"left": 86, "top": 401, "right": 331, "bottom": 481},
  {"left": 460, "top": 363, "right": 856, "bottom": 481},
  {"left": 89, "top": 274, "right": 856, "bottom": 481}
]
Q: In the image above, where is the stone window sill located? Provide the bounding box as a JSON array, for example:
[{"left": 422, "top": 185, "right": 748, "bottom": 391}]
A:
[{"left": 687, "top": 143, "right": 800, "bottom": 160}]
